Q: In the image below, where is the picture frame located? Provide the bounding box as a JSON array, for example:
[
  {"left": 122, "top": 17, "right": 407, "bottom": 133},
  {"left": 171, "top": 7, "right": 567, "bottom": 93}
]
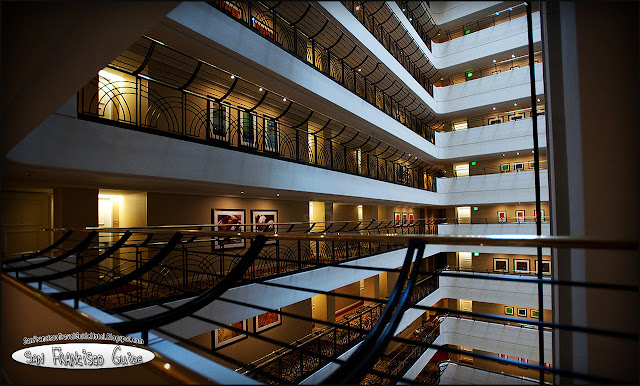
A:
[
  {"left": 515, "top": 210, "right": 525, "bottom": 223},
  {"left": 504, "top": 306, "right": 514, "bottom": 315},
  {"left": 497, "top": 210, "right": 507, "bottom": 223},
  {"left": 493, "top": 258, "right": 509, "bottom": 273},
  {"left": 509, "top": 113, "right": 524, "bottom": 121},
  {"left": 514, "top": 162, "right": 525, "bottom": 171},
  {"left": 408, "top": 213, "right": 414, "bottom": 225},
  {"left": 212, "top": 209, "right": 246, "bottom": 249},
  {"left": 488, "top": 117, "right": 501, "bottom": 125},
  {"left": 213, "top": 320, "right": 248, "bottom": 348},
  {"left": 517, "top": 357, "right": 528, "bottom": 369},
  {"left": 528, "top": 160, "right": 536, "bottom": 169},
  {"left": 402, "top": 212, "right": 408, "bottom": 225},
  {"left": 530, "top": 309, "right": 540, "bottom": 319},
  {"left": 394, "top": 212, "right": 401, "bottom": 226},
  {"left": 254, "top": 309, "right": 282, "bottom": 333},
  {"left": 535, "top": 260, "right": 551, "bottom": 275},
  {"left": 263, "top": 118, "right": 279, "bottom": 153},
  {"left": 207, "top": 101, "right": 230, "bottom": 142},
  {"left": 517, "top": 308, "right": 528, "bottom": 317},
  {"left": 514, "top": 259, "right": 530, "bottom": 273},
  {"left": 500, "top": 163, "right": 510, "bottom": 172},
  {"left": 239, "top": 110, "right": 257, "bottom": 147},
  {"left": 498, "top": 354, "right": 508, "bottom": 364},
  {"left": 251, "top": 210, "right": 277, "bottom": 245},
  {"left": 534, "top": 209, "right": 545, "bottom": 221}
]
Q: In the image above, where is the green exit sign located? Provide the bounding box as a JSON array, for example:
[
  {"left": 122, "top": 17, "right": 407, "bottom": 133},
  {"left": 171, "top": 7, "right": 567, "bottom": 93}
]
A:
[
  {"left": 465, "top": 29, "right": 471, "bottom": 34},
  {"left": 471, "top": 161, "right": 476, "bottom": 166},
  {"left": 473, "top": 252, "right": 479, "bottom": 256},
  {"left": 473, "top": 206, "right": 479, "bottom": 211}
]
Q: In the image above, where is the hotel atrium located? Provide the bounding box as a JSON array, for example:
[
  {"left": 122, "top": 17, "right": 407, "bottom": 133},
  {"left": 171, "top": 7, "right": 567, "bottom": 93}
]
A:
[{"left": 1, "top": 1, "right": 638, "bottom": 384}]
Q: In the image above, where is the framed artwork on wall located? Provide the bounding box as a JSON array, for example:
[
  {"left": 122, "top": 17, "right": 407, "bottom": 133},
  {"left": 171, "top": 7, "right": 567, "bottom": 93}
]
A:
[
  {"left": 528, "top": 160, "right": 536, "bottom": 169},
  {"left": 497, "top": 210, "right": 507, "bottom": 223},
  {"left": 514, "top": 162, "right": 525, "bottom": 171},
  {"left": 402, "top": 212, "right": 408, "bottom": 225},
  {"left": 500, "top": 163, "right": 510, "bottom": 172},
  {"left": 212, "top": 209, "right": 246, "bottom": 249},
  {"left": 254, "top": 309, "right": 282, "bottom": 333},
  {"left": 394, "top": 212, "right": 401, "bottom": 226},
  {"left": 534, "top": 209, "right": 545, "bottom": 221},
  {"left": 488, "top": 117, "right": 501, "bottom": 125},
  {"left": 509, "top": 114, "right": 524, "bottom": 121},
  {"left": 535, "top": 260, "right": 551, "bottom": 275},
  {"left": 251, "top": 210, "right": 277, "bottom": 245},
  {"left": 264, "top": 118, "right": 279, "bottom": 153},
  {"left": 517, "top": 357, "right": 528, "bottom": 368},
  {"left": 514, "top": 259, "right": 530, "bottom": 273},
  {"left": 239, "top": 110, "right": 257, "bottom": 147},
  {"left": 515, "top": 210, "right": 525, "bottom": 223},
  {"left": 207, "top": 101, "right": 230, "bottom": 142},
  {"left": 493, "top": 258, "right": 509, "bottom": 272},
  {"left": 498, "top": 354, "right": 508, "bottom": 364},
  {"left": 517, "top": 308, "right": 528, "bottom": 317},
  {"left": 504, "top": 306, "right": 514, "bottom": 315},
  {"left": 530, "top": 309, "right": 540, "bottom": 319},
  {"left": 213, "top": 320, "right": 247, "bottom": 348},
  {"left": 408, "top": 213, "right": 414, "bottom": 225}
]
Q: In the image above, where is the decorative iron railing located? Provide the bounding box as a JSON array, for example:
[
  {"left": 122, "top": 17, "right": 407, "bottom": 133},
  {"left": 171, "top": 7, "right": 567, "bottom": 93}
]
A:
[
  {"left": 341, "top": 1, "right": 438, "bottom": 95},
  {"left": 4, "top": 230, "right": 638, "bottom": 384},
  {"left": 208, "top": 1, "right": 438, "bottom": 143},
  {"left": 78, "top": 46, "right": 440, "bottom": 190}
]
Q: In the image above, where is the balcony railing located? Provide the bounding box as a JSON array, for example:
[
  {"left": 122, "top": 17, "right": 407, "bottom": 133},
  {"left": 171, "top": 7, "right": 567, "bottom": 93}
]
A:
[
  {"left": 341, "top": 1, "right": 438, "bottom": 96},
  {"left": 437, "top": 105, "right": 545, "bottom": 132},
  {"left": 445, "top": 159, "right": 548, "bottom": 177},
  {"left": 435, "top": 51, "right": 543, "bottom": 87},
  {"left": 208, "top": 1, "right": 437, "bottom": 143},
  {"left": 430, "top": 2, "right": 535, "bottom": 44},
  {"left": 4, "top": 229, "right": 637, "bottom": 384},
  {"left": 79, "top": 62, "right": 440, "bottom": 191}
]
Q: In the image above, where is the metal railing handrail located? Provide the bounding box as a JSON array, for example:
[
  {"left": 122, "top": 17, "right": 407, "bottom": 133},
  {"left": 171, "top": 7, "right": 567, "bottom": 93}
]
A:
[{"left": 9, "top": 228, "right": 634, "bottom": 250}]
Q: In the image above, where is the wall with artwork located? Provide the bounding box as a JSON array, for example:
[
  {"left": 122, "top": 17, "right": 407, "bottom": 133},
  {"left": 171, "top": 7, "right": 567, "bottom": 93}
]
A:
[
  {"left": 471, "top": 300, "right": 551, "bottom": 324},
  {"left": 146, "top": 192, "right": 307, "bottom": 226},
  {"left": 187, "top": 298, "right": 312, "bottom": 370},
  {"left": 446, "top": 253, "right": 551, "bottom": 275},
  {"left": 446, "top": 204, "right": 549, "bottom": 222}
]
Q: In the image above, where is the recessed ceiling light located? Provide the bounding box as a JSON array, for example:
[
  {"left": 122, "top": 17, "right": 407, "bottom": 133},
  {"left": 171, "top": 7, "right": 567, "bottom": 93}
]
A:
[
  {"left": 440, "top": 77, "right": 443, "bottom": 80},
  {"left": 241, "top": 191, "right": 245, "bottom": 194},
  {"left": 516, "top": 152, "right": 520, "bottom": 155},
  {"left": 230, "top": 75, "right": 235, "bottom": 79},
  {"left": 355, "top": 5, "right": 360, "bottom": 11},
  {"left": 514, "top": 103, "right": 517, "bottom": 106},
  {"left": 251, "top": 17, "right": 255, "bottom": 21},
  {"left": 511, "top": 54, "right": 516, "bottom": 58},
  {"left": 509, "top": 7, "right": 513, "bottom": 11},
  {"left": 283, "top": 98, "right": 287, "bottom": 102},
  {"left": 402, "top": 8, "right": 406, "bottom": 12},
  {"left": 277, "top": 193, "right": 280, "bottom": 197},
  {"left": 358, "top": 68, "right": 362, "bottom": 72},
  {"left": 493, "top": 59, "right": 497, "bottom": 63},
  {"left": 502, "top": 154, "right": 505, "bottom": 157},
  {"left": 492, "top": 107, "right": 496, "bottom": 110},
  {"left": 495, "top": 12, "right": 499, "bottom": 15},
  {"left": 531, "top": 150, "right": 535, "bottom": 153},
  {"left": 408, "top": 154, "right": 411, "bottom": 156},
  {"left": 409, "top": 17, "right": 413, "bottom": 21},
  {"left": 259, "top": 87, "right": 263, "bottom": 91},
  {"left": 537, "top": 98, "right": 541, "bottom": 102},
  {"left": 164, "top": 363, "right": 171, "bottom": 370}
]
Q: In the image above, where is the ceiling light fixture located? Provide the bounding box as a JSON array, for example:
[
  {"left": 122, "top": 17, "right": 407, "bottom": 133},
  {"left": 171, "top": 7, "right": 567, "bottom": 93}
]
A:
[
  {"left": 511, "top": 54, "right": 516, "bottom": 58},
  {"left": 409, "top": 18, "right": 413, "bottom": 21},
  {"left": 283, "top": 98, "right": 287, "bottom": 102},
  {"left": 259, "top": 87, "right": 263, "bottom": 91},
  {"left": 402, "top": 8, "right": 406, "bottom": 12},
  {"left": 493, "top": 59, "right": 497, "bottom": 63},
  {"left": 502, "top": 154, "right": 505, "bottom": 157},
  {"left": 355, "top": 5, "right": 360, "bottom": 10},
  {"left": 492, "top": 107, "right": 496, "bottom": 110},
  {"left": 241, "top": 191, "right": 245, "bottom": 194},
  {"left": 516, "top": 152, "right": 520, "bottom": 155},
  {"left": 230, "top": 75, "right": 235, "bottom": 79},
  {"left": 514, "top": 102, "right": 517, "bottom": 106},
  {"left": 537, "top": 98, "right": 541, "bottom": 102},
  {"left": 277, "top": 193, "right": 280, "bottom": 197},
  {"left": 358, "top": 68, "right": 362, "bottom": 72}
]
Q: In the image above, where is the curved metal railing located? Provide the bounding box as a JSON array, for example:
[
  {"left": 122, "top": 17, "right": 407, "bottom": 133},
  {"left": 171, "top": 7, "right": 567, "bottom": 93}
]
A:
[{"left": 4, "top": 229, "right": 637, "bottom": 384}]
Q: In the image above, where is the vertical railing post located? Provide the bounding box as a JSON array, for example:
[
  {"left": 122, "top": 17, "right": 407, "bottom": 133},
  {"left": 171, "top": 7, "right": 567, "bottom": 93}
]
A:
[
  {"left": 297, "top": 240, "right": 302, "bottom": 270},
  {"left": 295, "top": 130, "right": 300, "bottom": 161},
  {"left": 314, "top": 134, "right": 318, "bottom": 165}
]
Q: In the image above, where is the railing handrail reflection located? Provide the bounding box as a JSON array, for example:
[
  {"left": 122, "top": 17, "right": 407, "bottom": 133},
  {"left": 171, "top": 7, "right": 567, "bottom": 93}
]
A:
[{"left": 438, "top": 359, "right": 545, "bottom": 384}]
